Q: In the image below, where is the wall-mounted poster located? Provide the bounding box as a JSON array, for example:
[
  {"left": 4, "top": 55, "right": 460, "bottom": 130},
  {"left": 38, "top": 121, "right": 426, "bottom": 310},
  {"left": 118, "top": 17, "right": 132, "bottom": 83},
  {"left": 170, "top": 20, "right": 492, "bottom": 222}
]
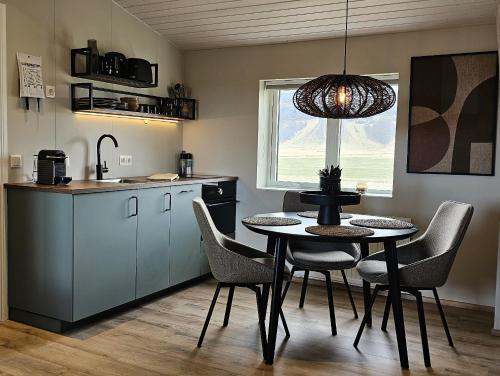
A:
[{"left": 407, "top": 51, "right": 498, "bottom": 175}]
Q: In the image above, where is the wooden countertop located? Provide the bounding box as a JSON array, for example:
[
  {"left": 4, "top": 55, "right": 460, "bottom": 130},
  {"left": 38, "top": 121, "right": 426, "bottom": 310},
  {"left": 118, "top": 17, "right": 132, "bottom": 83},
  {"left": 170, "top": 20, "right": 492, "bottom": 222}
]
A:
[{"left": 4, "top": 175, "right": 238, "bottom": 194}]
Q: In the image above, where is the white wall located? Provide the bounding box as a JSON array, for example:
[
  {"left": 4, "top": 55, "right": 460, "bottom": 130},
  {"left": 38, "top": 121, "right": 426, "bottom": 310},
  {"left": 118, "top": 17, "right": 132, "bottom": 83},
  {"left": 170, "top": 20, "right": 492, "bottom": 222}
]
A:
[
  {"left": 183, "top": 24, "right": 500, "bottom": 307},
  {"left": 2, "top": 0, "right": 184, "bottom": 182}
]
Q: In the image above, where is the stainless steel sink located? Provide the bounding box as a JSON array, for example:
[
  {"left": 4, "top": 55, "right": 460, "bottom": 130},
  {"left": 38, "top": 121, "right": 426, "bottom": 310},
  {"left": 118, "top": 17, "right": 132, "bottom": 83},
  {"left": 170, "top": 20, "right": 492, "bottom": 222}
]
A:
[{"left": 94, "top": 178, "right": 148, "bottom": 184}]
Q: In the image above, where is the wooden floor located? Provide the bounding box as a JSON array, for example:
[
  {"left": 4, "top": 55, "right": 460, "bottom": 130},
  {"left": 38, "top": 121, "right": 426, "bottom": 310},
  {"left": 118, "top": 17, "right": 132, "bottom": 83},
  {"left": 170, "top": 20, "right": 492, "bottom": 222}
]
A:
[{"left": 0, "top": 279, "right": 499, "bottom": 376}]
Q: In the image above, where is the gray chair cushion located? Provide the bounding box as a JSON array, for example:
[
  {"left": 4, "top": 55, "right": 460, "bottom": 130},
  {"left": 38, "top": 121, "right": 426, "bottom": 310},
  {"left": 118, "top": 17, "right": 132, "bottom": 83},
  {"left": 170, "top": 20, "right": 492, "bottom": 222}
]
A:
[
  {"left": 356, "top": 260, "right": 406, "bottom": 284},
  {"left": 290, "top": 249, "right": 357, "bottom": 270}
]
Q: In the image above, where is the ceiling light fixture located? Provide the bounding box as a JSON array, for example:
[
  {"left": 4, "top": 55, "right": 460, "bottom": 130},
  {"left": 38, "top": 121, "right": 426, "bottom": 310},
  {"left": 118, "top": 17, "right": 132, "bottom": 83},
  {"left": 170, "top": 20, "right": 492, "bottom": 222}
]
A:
[{"left": 293, "top": 0, "right": 396, "bottom": 119}]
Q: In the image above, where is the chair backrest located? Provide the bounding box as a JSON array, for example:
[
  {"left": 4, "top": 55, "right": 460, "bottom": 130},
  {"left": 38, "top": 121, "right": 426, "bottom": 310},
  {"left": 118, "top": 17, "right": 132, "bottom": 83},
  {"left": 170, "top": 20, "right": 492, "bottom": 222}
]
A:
[
  {"left": 400, "top": 200, "right": 473, "bottom": 288},
  {"left": 193, "top": 197, "right": 265, "bottom": 283},
  {"left": 420, "top": 200, "right": 474, "bottom": 258},
  {"left": 192, "top": 197, "right": 230, "bottom": 281},
  {"left": 283, "top": 190, "right": 317, "bottom": 212}
]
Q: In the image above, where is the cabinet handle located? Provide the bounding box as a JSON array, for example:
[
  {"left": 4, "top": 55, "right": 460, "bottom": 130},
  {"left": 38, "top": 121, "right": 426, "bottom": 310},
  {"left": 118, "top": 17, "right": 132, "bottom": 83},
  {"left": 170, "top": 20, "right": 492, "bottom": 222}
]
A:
[
  {"left": 164, "top": 193, "right": 171, "bottom": 212},
  {"left": 178, "top": 189, "right": 195, "bottom": 194},
  {"left": 129, "top": 196, "right": 138, "bottom": 217}
]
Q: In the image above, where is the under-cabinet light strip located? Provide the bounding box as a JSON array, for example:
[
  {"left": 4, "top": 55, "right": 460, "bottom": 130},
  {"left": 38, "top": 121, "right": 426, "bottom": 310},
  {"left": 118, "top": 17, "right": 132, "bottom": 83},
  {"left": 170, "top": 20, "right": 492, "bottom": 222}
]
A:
[{"left": 74, "top": 111, "right": 180, "bottom": 124}]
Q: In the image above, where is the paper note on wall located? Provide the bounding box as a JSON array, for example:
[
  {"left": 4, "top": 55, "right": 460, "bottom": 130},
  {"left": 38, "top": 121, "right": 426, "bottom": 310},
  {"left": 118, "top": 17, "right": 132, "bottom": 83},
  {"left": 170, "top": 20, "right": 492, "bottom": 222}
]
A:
[{"left": 17, "top": 53, "right": 44, "bottom": 99}]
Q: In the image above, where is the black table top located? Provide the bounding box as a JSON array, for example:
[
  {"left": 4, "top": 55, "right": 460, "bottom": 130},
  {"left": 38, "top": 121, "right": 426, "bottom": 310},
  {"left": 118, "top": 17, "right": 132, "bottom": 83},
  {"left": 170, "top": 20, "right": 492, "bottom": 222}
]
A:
[{"left": 242, "top": 212, "right": 419, "bottom": 243}]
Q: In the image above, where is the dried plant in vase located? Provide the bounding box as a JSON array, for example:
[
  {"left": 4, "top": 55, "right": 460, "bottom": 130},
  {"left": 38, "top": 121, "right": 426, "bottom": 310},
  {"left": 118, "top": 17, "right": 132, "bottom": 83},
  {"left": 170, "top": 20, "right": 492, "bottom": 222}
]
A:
[{"left": 319, "top": 165, "right": 342, "bottom": 194}]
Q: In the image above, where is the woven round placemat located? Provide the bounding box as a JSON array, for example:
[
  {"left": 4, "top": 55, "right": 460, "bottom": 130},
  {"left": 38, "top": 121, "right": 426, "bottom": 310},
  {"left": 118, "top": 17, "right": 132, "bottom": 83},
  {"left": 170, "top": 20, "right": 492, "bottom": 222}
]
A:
[
  {"left": 242, "top": 216, "right": 302, "bottom": 226},
  {"left": 305, "top": 225, "right": 374, "bottom": 237},
  {"left": 297, "top": 211, "right": 353, "bottom": 219},
  {"left": 349, "top": 218, "right": 414, "bottom": 229}
]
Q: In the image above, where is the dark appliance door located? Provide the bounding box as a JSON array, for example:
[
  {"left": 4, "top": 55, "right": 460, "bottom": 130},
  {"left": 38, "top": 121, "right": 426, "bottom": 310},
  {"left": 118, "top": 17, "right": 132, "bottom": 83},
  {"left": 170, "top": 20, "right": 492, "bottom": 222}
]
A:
[{"left": 205, "top": 200, "right": 236, "bottom": 235}]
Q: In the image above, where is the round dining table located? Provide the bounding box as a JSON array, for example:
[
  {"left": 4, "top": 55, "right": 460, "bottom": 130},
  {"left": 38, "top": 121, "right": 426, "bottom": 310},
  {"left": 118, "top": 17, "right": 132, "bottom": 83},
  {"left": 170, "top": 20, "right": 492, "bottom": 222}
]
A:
[{"left": 243, "top": 211, "right": 419, "bottom": 368}]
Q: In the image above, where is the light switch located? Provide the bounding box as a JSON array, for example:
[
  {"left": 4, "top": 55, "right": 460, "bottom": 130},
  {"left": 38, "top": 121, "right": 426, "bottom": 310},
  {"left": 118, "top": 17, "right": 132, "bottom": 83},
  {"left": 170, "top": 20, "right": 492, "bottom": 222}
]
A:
[{"left": 10, "top": 155, "right": 22, "bottom": 168}]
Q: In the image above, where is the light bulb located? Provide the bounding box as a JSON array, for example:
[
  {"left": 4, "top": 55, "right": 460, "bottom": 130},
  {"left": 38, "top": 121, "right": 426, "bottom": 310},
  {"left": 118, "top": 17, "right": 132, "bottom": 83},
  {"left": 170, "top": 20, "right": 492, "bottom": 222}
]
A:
[{"left": 337, "top": 85, "right": 347, "bottom": 105}]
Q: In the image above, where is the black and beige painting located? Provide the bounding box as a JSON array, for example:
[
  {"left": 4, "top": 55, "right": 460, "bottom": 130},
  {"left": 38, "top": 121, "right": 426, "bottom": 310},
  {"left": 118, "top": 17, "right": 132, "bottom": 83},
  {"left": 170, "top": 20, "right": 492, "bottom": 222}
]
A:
[{"left": 408, "top": 52, "right": 498, "bottom": 175}]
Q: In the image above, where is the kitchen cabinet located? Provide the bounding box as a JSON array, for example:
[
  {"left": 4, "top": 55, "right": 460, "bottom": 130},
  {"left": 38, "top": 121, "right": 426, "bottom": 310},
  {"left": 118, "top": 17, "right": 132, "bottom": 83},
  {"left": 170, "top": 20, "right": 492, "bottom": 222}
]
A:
[
  {"left": 6, "top": 178, "right": 236, "bottom": 333},
  {"left": 136, "top": 187, "right": 171, "bottom": 298},
  {"left": 73, "top": 190, "right": 138, "bottom": 320},
  {"left": 8, "top": 191, "right": 74, "bottom": 323},
  {"left": 170, "top": 184, "right": 202, "bottom": 285}
]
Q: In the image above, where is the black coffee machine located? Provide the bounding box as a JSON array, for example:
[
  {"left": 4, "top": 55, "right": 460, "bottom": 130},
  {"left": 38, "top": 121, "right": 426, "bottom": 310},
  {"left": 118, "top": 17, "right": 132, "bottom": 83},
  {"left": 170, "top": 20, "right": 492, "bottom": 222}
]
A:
[{"left": 37, "top": 150, "right": 72, "bottom": 185}]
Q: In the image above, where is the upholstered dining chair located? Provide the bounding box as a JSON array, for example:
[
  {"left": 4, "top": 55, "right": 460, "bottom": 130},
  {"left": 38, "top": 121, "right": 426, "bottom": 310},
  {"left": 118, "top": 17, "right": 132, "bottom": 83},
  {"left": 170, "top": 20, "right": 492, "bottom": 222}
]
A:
[
  {"left": 192, "top": 197, "right": 291, "bottom": 353},
  {"left": 354, "top": 200, "right": 473, "bottom": 367},
  {"left": 280, "top": 191, "right": 360, "bottom": 336}
]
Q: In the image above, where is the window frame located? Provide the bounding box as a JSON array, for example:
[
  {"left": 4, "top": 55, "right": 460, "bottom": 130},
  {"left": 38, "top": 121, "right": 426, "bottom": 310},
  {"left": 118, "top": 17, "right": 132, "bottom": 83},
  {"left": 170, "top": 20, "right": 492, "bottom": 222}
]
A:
[{"left": 257, "top": 74, "right": 398, "bottom": 196}]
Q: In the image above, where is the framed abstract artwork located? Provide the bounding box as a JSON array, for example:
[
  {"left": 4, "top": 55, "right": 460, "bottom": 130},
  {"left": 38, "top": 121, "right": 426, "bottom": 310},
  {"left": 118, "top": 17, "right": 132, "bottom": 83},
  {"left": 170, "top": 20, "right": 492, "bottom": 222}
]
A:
[{"left": 407, "top": 51, "right": 498, "bottom": 175}]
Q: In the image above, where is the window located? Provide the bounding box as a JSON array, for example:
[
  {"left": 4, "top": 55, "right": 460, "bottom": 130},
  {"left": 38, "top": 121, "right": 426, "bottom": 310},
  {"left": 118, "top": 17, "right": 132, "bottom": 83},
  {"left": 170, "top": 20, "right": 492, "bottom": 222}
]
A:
[{"left": 257, "top": 75, "right": 398, "bottom": 195}]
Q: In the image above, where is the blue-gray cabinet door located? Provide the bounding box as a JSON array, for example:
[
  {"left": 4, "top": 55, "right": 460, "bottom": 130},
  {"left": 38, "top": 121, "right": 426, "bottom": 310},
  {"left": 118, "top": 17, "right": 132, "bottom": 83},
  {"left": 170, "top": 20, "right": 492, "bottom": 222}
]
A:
[
  {"left": 170, "top": 184, "right": 202, "bottom": 285},
  {"left": 73, "top": 190, "right": 138, "bottom": 321},
  {"left": 136, "top": 187, "right": 171, "bottom": 298}
]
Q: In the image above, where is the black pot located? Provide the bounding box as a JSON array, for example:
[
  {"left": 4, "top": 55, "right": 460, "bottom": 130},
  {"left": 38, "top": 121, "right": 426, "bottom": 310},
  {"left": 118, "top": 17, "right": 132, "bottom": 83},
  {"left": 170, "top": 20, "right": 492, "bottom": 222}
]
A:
[
  {"left": 126, "top": 58, "right": 152, "bottom": 83},
  {"left": 320, "top": 176, "right": 341, "bottom": 193}
]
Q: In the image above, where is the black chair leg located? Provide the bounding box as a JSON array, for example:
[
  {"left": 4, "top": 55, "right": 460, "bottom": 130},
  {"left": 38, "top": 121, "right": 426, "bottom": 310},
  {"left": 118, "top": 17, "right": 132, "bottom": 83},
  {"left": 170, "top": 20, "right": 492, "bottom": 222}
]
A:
[
  {"left": 354, "top": 285, "right": 380, "bottom": 347},
  {"left": 324, "top": 272, "right": 337, "bottom": 336},
  {"left": 299, "top": 270, "right": 309, "bottom": 308},
  {"left": 281, "top": 266, "right": 296, "bottom": 303},
  {"left": 416, "top": 291, "right": 431, "bottom": 367},
  {"left": 254, "top": 286, "right": 268, "bottom": 354},
  {"left": 198, "top": 283, "right": 221, "bottom": 348},
  {"left": 279, "top": 309, "right": 290, "bottom": 338},
  {"left": 381, "top": 292, "right": 391, "bottom": 331},
  {"left": 341, "top": 270, "right": 358, "bottom": 319},
  {"left": 223, "top": 286, "right": 235, "bottom": 327},
  {"left": 433, "top": 288, "right": 454, "bottom": 347},
  {"left": 261, "top": 283, "right": 270, "bottom": 319},
  {"left": 272, "top": 281, "right": 292, "bottom": 337}
]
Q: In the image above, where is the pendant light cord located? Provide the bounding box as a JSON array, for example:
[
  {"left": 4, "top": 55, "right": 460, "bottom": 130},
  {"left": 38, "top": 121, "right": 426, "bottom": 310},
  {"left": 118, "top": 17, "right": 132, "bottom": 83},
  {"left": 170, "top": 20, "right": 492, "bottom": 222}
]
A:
[{"left": 343, "top": 0, "right": 349, "bottom": 75}]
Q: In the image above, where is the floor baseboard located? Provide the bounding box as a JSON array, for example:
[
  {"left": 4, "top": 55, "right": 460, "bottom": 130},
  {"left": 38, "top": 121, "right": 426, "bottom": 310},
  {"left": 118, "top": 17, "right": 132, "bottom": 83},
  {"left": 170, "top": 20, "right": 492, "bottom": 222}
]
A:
[{"left": 291, "top": 276, "right": 494, "bottom": 313}]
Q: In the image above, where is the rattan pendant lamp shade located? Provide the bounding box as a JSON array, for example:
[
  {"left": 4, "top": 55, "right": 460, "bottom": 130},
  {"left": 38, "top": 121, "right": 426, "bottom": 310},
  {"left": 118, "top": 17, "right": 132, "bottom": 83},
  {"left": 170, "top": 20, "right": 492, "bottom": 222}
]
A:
[{"left": 293, "top": 0, "right": 396, "bottom": 119}]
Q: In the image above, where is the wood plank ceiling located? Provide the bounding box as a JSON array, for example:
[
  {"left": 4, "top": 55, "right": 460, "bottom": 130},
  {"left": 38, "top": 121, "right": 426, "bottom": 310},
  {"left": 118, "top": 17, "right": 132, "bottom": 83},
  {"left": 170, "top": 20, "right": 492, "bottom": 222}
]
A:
[{"left": 115, "top": 0, "right": 497, "bottom": 50}]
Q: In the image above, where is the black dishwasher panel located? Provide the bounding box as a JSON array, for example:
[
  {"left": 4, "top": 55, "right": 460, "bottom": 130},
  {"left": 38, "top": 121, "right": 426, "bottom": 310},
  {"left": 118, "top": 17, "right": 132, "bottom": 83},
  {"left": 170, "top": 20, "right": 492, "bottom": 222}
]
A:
[{"left": 202, "top": 180, "right": 237, "bottom": 236}]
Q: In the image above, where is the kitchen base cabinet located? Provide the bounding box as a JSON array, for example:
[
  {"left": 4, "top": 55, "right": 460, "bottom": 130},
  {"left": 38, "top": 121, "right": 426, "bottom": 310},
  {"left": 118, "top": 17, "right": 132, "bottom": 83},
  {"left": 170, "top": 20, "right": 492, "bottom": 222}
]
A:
[
  {"left": 6, "top": 180, "right": 219, "bottom": 333},
  {"left": 8, "top": 191, "right": 74, "bottom": 322},
  {"left": 170, "top": 184, "right": 202, "bottom": 285},
  {"left": 136, "top": 187, "right": 171, "bottom": 298},
  {"left": 73, "top": 191, "right": 138, "bottom": 321}
]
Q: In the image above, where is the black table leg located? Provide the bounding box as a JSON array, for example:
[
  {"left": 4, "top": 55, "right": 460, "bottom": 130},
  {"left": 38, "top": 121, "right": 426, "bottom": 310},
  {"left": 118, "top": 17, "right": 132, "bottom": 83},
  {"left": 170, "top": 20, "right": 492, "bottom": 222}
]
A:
[
  {"left": 360, "top": 242, "right": 372, "bottom": 327},
  {"left": 384, "top": 240, "right": 409, "bottom": 369},
  {"left": 265, "top": 236, "right": 287, "bottom": 365},
  {"left": 266, "top": 235, "right": 277, "bottom": 256},
  {"left": 262, "top": 236, "right": 277, "bottom": 320}
]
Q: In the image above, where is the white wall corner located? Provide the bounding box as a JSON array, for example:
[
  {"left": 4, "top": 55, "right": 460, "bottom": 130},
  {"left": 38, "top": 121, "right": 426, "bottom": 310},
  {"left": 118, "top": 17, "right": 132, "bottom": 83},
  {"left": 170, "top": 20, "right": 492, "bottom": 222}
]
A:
[
  {"left": 494, "top": 0, "right": 500, "bottom": 332},
  {"left": 0, "top": 3, "right": 8, "bottom": 321}
]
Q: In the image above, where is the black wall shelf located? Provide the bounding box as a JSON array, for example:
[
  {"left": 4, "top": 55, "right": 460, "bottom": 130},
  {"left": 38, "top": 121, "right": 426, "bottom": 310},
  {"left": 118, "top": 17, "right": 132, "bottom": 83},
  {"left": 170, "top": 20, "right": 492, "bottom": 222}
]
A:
[
  {"left": 71, "top": 83, "right": 197, "bottom": 122},
  {"left": 71, "top": 48, "right": 159, "bottom": 88}
]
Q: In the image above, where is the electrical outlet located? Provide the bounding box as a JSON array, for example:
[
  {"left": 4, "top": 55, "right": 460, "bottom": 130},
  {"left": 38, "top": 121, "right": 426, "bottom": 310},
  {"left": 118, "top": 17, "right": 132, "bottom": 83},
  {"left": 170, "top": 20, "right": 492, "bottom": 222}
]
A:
[
  {"left": 119, "top": 155, "right": 133, "bottom": 166},
  {"left": 10, "top": 155, "right": 22, "bottom": 168},
  {"left": 45, "top": 85, "right": 55, "bottom": 98}
]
